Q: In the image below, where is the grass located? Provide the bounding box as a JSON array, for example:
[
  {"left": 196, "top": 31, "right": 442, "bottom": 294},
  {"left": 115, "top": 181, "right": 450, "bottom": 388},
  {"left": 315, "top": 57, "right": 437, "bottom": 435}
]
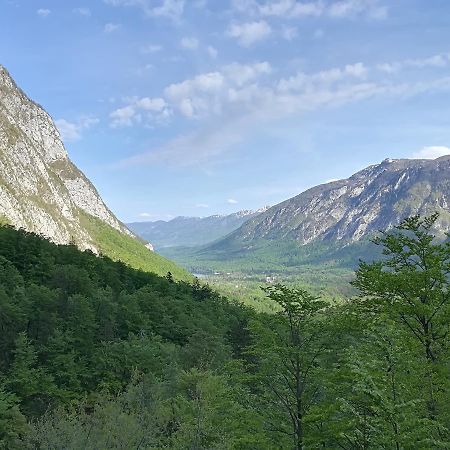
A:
[{"left": 80, "top": 212, "right": 192, "bottom": 281}]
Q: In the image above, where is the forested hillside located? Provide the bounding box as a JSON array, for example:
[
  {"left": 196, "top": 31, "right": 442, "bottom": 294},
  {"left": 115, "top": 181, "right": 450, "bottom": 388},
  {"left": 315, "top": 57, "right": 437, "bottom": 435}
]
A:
[{"left": 0, "top": 218, "right": 448, "bottom": 449}]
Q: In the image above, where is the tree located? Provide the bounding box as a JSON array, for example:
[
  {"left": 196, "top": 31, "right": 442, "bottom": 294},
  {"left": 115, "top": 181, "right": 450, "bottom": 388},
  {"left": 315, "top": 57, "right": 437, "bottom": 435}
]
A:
[
  {"left": 248, "top": 284, "right": 327, "bottom": 450},
  {"left": 6, "top": 333, "right": 55, "bottom": 417},
  {"left": 353, "top": 215, "right": 450, "bottom": 433},
  {"left": 0, "top": 386, "right": 29, "bottom": 449}
]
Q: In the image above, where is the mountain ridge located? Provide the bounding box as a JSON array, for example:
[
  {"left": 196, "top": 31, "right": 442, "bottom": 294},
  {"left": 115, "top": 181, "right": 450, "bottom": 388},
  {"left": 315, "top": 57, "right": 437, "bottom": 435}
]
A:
[
  {"left": 218, "top": 156, "right": 450, "bottom": 249},
  {"left": 0, "top": 64, "right": 187, "bottom": 279},
  {"left": 128, "top": 206, "right": 270, "bottom": 249}
]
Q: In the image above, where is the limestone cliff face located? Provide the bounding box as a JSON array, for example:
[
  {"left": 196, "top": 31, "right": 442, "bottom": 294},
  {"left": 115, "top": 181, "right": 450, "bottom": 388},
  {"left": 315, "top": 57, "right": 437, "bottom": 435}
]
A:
[
  {"left": 0, "top": 65, "right": 141, "bottom": 252},
  {"left": 223, "top": 157, "right": 450, "bottom": 247}
]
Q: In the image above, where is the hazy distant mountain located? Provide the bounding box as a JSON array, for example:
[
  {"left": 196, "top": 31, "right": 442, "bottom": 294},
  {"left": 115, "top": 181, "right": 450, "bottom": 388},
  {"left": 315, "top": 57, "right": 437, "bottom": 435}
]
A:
[
  {"left": 128, "top": 207, "right": 269, "bottom": 249},
  {"left": 0, "top": 65, "right": 188, "bottom": 279},
  {"left": 212, "top": 157, "right": 450, "bottom": 250}
]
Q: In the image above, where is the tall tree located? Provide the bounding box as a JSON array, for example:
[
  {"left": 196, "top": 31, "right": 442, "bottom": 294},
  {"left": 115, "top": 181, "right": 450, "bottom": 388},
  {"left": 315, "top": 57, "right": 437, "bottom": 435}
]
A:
[
  {"left": 248, "top": 284, "right": 327, "bottom": 450},
  {"left": 353, "top": 215, "right": 449, "bottom": 432}
]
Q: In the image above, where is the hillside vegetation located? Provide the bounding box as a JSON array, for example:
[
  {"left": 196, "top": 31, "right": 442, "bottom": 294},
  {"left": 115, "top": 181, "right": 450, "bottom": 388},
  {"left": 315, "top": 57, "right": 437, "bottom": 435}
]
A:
[{"left": 0, "top": 217, "right": 448, "bottom": 449}]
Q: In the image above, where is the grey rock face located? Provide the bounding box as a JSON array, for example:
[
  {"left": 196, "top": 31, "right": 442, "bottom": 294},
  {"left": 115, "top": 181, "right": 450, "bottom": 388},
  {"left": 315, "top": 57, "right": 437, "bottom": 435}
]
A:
[
  {"left": 227, "top": 157, "right": 450, "bottom": 246},
  {"left": 0, "top": 65, "right": 140, "bottom": 251}
]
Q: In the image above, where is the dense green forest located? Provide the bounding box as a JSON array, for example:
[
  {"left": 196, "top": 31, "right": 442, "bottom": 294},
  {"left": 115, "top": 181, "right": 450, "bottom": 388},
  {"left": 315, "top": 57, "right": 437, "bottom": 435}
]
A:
[{"left": 0, "top": 217, "right": 449, "bottom": 449}]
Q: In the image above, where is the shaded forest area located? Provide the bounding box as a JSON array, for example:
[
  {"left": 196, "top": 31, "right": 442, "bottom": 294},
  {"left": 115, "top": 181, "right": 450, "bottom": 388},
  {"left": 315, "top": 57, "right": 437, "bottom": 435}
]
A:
[{"left": 0, "top": 217, "right": 448, "bottom": 449}]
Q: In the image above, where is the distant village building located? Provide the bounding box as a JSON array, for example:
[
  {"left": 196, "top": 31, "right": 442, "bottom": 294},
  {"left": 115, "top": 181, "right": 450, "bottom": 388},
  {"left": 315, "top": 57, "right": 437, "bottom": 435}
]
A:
[{"left": 265, "top": 276, "right": 276, "bottom": 284}]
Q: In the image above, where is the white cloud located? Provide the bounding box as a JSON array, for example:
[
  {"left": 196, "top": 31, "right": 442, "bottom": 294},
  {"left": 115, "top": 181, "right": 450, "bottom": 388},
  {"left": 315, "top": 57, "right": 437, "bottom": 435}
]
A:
[
  {"left": 104, "top": 0, "right": 185, "bottom": 21},
  {"left": 104, "top": 23, "right": 121, "bottom": 33},
  {"left": 196, "top": 203, "right": 209, "bottom": 208},
  {"left": 227, "top": 198, "right": 239, "bottom": 204},
  {"left": 180, "top": 37, "right": 199, "bottom": 50},
  {"left": 114, "top": 53, "right": 450, "bottom": 168},
  {"left": 207, "top": 46, "right": 218, "bottom": 59},
  {"left": 345, "top": 62, "right": 368, "bottom": 77},
  {"left": 110, "top": 97, "right": 170, "bottom": 127},
  {"left": 159, "top": 62, "right": 270, "bottom": 119},
  {"left": 260, "top": 0, "right": 324, "bottom": 17},
  {"left": 55, "top": 116, "right": 99, "bottom": 142},
  {"left": 235, "top": 0, "right": 387, "bottom": 20},
  {"left": 412, "top": 146, "right": 450, "bottom": 160},
  {"left": 37, "top": 8, "right": 51, "bottom": 18},
  {"left": 73, "top": 7, "right": 91, "bottom": 16},
  {"left": 110, "top": 106, "right": 137, "bottom": 127},
  {"left": 277, "top": 62, "right": 368, "bottom": 91},
  {"left": 329, "top": 0, "right": 387, "bottom": 19},
  {"left": 227, "top": 21, "right": 272, "bottom": 47},
  {"left": 377, "top": 54, "right": 450, "bottom": 74}
]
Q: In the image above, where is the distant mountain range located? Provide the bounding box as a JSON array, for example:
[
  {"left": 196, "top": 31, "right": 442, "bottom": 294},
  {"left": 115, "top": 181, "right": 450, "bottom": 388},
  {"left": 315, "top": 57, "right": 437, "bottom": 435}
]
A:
[
  {"left": 127, "top": 207, "right": 269, "bottom": 249},
  {"left": 160, "top": 157, "right": 450, "bottom": 275},
  {"left": 0, "top": 65, "right": 188, "bottom": 279}
]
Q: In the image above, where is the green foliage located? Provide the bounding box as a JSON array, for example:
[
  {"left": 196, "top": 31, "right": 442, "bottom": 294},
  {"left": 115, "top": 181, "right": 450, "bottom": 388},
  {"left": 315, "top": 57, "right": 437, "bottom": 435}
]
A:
[
  {"left": 1, "top": 217, "right": 449, "bottom": 448},
  {"left": 247, "top": 285, "right": 328, "bottom": 450},
  {"left": 0, "top": 386, "right": 28, "bottom": 450}
]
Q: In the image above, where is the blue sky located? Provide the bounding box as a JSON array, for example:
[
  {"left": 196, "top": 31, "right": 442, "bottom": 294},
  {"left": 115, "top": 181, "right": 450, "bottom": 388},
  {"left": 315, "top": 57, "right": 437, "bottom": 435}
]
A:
[{"left": 2, "top": 0, "right": 450, "bottom": 222}]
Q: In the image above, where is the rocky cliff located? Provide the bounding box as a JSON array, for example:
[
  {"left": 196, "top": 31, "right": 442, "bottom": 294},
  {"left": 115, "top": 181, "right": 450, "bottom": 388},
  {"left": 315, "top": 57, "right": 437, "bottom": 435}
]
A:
[
  {"left": 0, "top": 65, "right": 135, "bottom": 251},
  {"left": 0, "top": 65, "right": 189, "bottom": 279}
]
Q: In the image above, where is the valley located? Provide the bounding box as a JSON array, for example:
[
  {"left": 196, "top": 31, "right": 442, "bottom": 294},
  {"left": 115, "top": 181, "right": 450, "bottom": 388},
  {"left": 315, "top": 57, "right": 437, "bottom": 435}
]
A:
[{"left": 2, "top": 3, "right": 450, "bottom": 445}]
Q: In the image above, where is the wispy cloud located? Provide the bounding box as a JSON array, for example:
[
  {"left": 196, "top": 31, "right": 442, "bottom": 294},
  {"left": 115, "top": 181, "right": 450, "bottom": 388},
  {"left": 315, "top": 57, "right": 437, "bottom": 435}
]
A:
[
  {"left": 104, "top": 23, "right": 121, "bottom": 33},
  {"left": 180, "top": 37, "right": 199, "bottom": 50},
  {"left": 412, "top": 146, "right": 450, "bottom": 160},
  {"left": 377, "top": 54, "right": 450, "bottom": 74},
  {"left": 233, "top": 0, "right": 387, "bottom": 20},
  {"left": 104, "top": 0, "right": 185, "bottom": 21},
  {"left": 281, "top": 26, "right": 298, "bottom": 41},
  {"left": 141, "top": 44, "right": 163, "bottom": 53},
  {"left": 114, "top": 52, "right": 450, "bottom": 168},
  {"left": 207, "top": 45, "right": 218, "bottom": 59},
  {"left": 55, "top": 116, "right": 99, "bottom": 142},
  {"left": 73, "top": 7, "right": 91, "bottom": 17},
  {"left": 227, "top": 198, "right": 239, "bottom": 204},
  {"left": 37, "top": 8, "right": 51, "bottom": 18},
  {"left": 227, "top": 21, "right": 272, "bottom": 47}
]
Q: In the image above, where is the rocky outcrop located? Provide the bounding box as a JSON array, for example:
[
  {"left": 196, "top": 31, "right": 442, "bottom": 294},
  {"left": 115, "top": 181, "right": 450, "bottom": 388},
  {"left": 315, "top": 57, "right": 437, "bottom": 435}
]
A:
[
  {"left": 0, "top": 65, "right": 144, "bottom": 252},
  {"left": 223, "top": 157, "right": 450, "bottom": 247}
]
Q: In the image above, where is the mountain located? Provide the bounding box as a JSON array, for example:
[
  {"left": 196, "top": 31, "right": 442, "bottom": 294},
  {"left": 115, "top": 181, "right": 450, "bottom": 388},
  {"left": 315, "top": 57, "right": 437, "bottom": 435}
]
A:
[
  {"left": 167, "top": 157, "right": 450, "bottom": 275},
  {"left": 217, "top": 157, "right": 450, "bottom": 248},
  {"left": 127, "top": 207, "right": 269, "bottom": 249},
  {"left": 0, "top": 65, "right": 188, "bottom": 279}
]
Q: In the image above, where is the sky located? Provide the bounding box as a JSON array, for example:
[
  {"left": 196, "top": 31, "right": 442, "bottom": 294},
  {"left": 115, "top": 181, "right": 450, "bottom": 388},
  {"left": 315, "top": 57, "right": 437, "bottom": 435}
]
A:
[{"left": 2, "top": 0, "right": 450, "bottom": 222}]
